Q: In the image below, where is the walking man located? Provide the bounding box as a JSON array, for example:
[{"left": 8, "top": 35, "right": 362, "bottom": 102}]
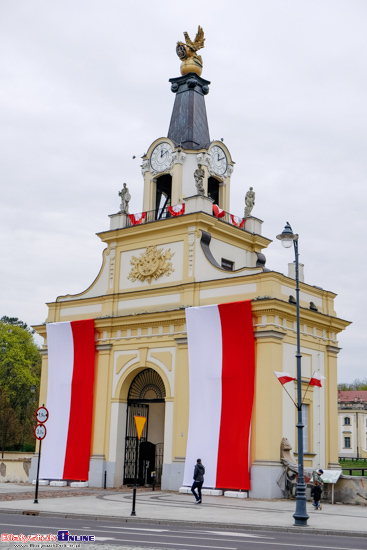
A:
[{"left": 191, "top": 458, "right": 205, "bottom": 504}]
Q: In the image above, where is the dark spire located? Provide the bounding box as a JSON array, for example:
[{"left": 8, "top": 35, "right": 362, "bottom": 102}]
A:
[{"left": 167, "top": 73, "right": 210, "bottom": 150}]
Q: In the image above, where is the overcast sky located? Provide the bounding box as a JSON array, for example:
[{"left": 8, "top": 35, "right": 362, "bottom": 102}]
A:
[{"left": 1, "top": 1, "right": 366, "bottom": 383}]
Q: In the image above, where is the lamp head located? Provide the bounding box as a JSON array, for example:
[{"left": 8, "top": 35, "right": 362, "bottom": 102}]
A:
[{"left": 276, "top": 222, "right": 298, "bottom": 248}]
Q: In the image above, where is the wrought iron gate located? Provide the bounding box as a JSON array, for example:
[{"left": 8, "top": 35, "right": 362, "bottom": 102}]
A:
[{"left": 123, "top": 403, "right": 149, "bottom": 485}]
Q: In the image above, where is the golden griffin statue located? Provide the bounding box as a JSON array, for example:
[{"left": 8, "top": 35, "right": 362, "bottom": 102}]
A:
[{"left": 176, "top": 26, "right": 205, "bottom": 76}]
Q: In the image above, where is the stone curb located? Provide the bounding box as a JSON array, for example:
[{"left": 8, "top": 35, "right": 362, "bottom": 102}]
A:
[{"left": 0, "top": 508, "right": 365, "bottom": 539}]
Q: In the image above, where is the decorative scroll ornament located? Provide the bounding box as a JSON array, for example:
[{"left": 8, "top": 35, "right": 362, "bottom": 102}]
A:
[{"left": 128, "top": 245, "right": 175, "bottom": 284}]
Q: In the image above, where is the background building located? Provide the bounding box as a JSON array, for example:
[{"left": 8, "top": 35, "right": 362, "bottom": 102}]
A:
[{"left": 338, "top": 391, "right": 367, "bottom": 459}]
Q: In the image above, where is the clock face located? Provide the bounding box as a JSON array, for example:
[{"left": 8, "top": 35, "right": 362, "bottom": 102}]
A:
[
  {"left": 150, "top": 142, "right": 173, "bottom": 173},
  {"left": 209, "top": 145, "right": 228, "bottom": 176}
]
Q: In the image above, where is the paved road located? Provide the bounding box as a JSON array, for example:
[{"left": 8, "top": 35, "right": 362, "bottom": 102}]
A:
[
  {"left": 0, "top": 485, "right": 366, "bottom": 540},
  {"left": 1, "top": 514, "right": 367, "bottom": 550}
]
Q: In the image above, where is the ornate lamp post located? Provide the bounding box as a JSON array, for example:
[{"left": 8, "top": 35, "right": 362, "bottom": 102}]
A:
[{"left": 276, "top": 222, "right": 309, "bottom": 526}]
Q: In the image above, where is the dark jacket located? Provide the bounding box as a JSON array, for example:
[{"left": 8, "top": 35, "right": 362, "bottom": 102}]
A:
[
  {"left": 193, "top": 462, "right": 205, "bottom": 482},
  {"left": 311, "top": 485, "right": 322, "bottom": 501}
]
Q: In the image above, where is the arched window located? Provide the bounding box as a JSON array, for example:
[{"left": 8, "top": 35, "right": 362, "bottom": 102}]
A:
[
  {"left": 208, "top": 176, "right": 220, "bottom": 207},
  {"left": 155, "top": 174, "right": 172, "bottom": 220},
  {"left": 344, "top": 417, "right": 351, "bottom": 425}
]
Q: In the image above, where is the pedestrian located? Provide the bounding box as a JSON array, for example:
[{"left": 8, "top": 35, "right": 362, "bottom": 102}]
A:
[
  {"left": 311, "top": 481, "right": 322, "bottom": 510},
  {"left": 312, "top": 468, "right": 324, "bottom": 486},
  {"left": 191, "top": 458, "right": 205, "bottom": 504}
]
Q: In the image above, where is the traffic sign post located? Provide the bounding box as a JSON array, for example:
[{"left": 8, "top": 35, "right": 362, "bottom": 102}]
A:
[
  {"left": 34, "top": 406, "right": 48, "bottom": 504},
  {"left": 131, "top": 415, "right": 146, "bottom": 517}
]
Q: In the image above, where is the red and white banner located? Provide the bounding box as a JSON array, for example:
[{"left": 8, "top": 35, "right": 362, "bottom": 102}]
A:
[
  {"left": 274, "top": 371, "right": 296, "bottom": 385},
  {"left": 213, "top": 204, "right": 225, "bottom": 218},
  {"left": 40, "top": 320, "right": 95, "bottom": 480},
  {"left": 309, "top": 371, "right": 326, "bottom": 387},
  {"left": 230, "top": 214, "right": 245, "bottom": 228},
  {"left": 128, "top": 212, "right": 146, "bottom": 225},
  {"left": 183, "top": 301, "right": 255, "bottom": 490},
  {"left": 168, "top": 203, "right": 185, "bottom": 216}
]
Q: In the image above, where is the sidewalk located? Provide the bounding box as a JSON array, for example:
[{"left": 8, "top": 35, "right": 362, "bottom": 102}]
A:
[{"left": 0, "top": 484, "right": 366, "bottom": 538}]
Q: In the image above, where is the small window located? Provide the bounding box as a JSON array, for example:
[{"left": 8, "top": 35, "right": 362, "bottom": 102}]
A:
[
  {"left": 344, "top": 437, "right": 351, "bottom": 449},
  {"left": 221, "top": 258, "right": 234, "bottom": 271},
  {"left": 344, "top": 417, "right": 351, "bottom": 425}
]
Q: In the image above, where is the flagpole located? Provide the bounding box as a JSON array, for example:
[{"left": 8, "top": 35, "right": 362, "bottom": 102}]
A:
[
  {"left": 302, "top": 381, "right": 311, "bottom": 405},
  {"left": 280, "top": 383, "right": 298, "bottom": 408}
]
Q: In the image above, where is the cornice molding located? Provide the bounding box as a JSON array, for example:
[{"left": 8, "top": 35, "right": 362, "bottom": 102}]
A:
[
  {"left": 254, "top": 329, "right": 286, "bottom": 340},
  {"left": 174, "top": 337, "right": 188, "bottom": 345},
  {"left": 326, "top": 345, "right": 341, "bottom": 354}
]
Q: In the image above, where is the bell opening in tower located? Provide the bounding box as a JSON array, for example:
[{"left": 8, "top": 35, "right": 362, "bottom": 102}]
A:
[
  {"left": 208, "top": 176, "right": 220, "bottom": 207},
  {"left": 155, "top": 174, "right": 172, "bottom": 220}
]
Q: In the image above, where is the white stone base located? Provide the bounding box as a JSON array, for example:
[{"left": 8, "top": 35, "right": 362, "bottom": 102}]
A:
[
  {"left": 179, "top": 486, "right": 223, "bottom": 496},
  {"left": 185, "top": 194, "right": 214, "bottom": 215},
  {"left": 244, "top": 216, "right": 263, "bottom": 236},
  {"left": 203, "top": 489, "right": 223, "bottom": 496},
  {"left": 249, "top": 461, "right": 284, "bottom": 499},
  {"left": 31, "top": 480, "right": 49, "bottom": 485},
  {"left": 50, "top": 481, "right": 67, "bottom": 486},
  {"left": 70, "top": 481, "right": 89, "bottom": 488},
  {"left": 224, "top": 490, "right": 248, "bottom": 498}
]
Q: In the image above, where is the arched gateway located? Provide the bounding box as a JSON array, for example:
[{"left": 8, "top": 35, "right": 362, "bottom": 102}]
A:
[{"left": 124, "top": 368, "right": 166, "bottom": 485}]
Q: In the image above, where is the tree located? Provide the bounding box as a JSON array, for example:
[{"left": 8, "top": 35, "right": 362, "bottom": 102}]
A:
[
  {"left": 0, "top": 388, "right": 20, "bottom": 458},
  {"left": 0, "top": 316, "right": 35, "bottom": 333},
  {"left": 0, "top": 319, "right": 41, "bottom": 451},
  {"left": 338, "top": 378, "right": 367, "bottom": 391}
]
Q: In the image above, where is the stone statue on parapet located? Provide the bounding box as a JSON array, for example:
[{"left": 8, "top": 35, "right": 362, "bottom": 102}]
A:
[
  {"left": 176, "top": 26, "right": 205, "bottom": 76},
  {"left": 194, "top": 165, "right": 205, "bottom": 196},
  {"left": 244, "top": 186, "right": 255, "bottom": 217},
  {"left": 119, "top": 183, "right": 131, "bottom": 214}
]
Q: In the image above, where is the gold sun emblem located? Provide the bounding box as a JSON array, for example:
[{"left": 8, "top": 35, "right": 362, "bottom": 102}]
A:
[{"left": 128, "top": 245, "right": 175, "bottom": 284}]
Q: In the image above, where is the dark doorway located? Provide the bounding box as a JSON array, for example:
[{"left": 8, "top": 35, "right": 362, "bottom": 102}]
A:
[
  {"left": 123, "top": 369, "right": 166, "bottom": 486},
  {"left": 155, "top": 175, "right": 172, "bottom": 220},
  {"left": 208, "top": 177, "right": 220, "bottom": 207}
]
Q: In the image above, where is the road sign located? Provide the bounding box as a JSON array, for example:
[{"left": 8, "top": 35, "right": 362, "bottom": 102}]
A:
[
  {"left": 134, "top": 416, "right": 146, "bottom": 440},
  {"left": 34, "top": 423, "right": 47, "bottom": 440},
  {"left": 35, "top": 406, "right": 49, "bottom": 423}
]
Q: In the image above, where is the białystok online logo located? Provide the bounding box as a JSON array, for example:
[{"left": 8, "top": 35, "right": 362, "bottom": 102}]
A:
[
  {"left": 57, "top": 530, "right": 95, "bottom": 542},
  {"left": 1, "top": 530, "right": 95, "bottom": 543}
]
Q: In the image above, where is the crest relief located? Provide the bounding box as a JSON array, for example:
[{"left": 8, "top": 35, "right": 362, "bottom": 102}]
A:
[{"left": 128, "top": 245, "right": 175, "bottom": 284}]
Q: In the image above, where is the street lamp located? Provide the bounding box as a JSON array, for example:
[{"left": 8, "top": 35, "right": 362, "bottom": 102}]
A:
[{"left": 276, "top": 222, "right": 309, "bottom": 527}]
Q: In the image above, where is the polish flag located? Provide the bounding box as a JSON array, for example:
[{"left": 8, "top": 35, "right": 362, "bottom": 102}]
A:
[
  {"left": 168, "top": 203, "right": 185, "bottom": 216},
  {"left": 230, "top": 214, "right": 245, "bottom": 228},
  {"left": 128, "top": 212, "right": 146, "bottom": 225},
  {"left": 274, "top": 371, "right": 296, "bottom": 385},
  {"left": 309, "top": 371, "right": 326, "bottom": 387},
  {"left": 213, "top": 204, "right": 225, "bottom": 218},
  {"left": 40, "top": 320, "right": 95, "bottom": 480},
  {"left": 183, "top": 301, "right": 255, "bottom": 490}
]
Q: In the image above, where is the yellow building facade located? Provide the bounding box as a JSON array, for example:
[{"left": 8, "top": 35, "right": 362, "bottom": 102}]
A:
[{"left": 32, "top": 36, "right": 350, "bottom": 498}]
